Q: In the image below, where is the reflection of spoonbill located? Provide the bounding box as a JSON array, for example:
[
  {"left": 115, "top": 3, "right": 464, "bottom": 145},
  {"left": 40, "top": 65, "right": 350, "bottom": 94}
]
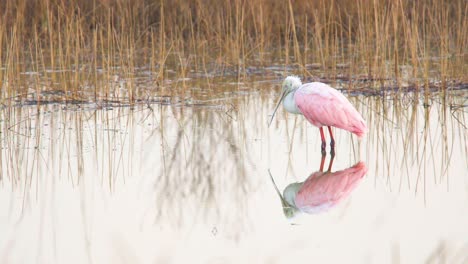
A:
[
  {"left": 269, "top": 155, "right": 367, "bottom": 219},
  {"left": 269, "top": 76, "right": 367, "bottom": 154}
]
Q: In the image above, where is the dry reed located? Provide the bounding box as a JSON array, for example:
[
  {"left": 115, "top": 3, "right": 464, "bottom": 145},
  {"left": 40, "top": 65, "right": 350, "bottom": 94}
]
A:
[{"left": 0, "top": 0, "right": 466, "bottom": 104}]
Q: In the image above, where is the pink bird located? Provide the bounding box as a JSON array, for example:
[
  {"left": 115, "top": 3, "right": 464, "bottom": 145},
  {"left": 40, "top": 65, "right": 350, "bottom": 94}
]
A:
[
  {"left": 268, "top": 76, "right": 367, "bottom": 154},
  {"left": 269, "top": 156, "right": 367, "bottom": 219}
]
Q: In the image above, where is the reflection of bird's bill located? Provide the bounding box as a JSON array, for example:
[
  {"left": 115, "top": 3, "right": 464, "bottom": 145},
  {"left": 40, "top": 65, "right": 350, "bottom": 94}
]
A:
[
  {"left": 268, "top": 90, "right": 287, "bottom": 127},
  {"left": 268, "top": 169, "right": 290, "bottom": 209}
]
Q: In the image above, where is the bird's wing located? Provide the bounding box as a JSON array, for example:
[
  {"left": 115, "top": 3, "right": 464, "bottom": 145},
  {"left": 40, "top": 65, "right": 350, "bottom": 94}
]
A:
[
  {"left": 295, "top": 162, "right": 367, "bottom": 213},
  {"left": 294, "top": 82, "right": 367, "bottom": 136}
]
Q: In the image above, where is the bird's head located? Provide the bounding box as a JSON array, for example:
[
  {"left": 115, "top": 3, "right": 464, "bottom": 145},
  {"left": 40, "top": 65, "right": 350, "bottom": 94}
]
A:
[
  {"left": 282, "top": 76, "right": 302, "bottom": 94},
  {"left": 268, "top": 76, "right": 302, "bottom": 126},
  {"left": 281, "top": 182, "right": 302, "bottom": 219},
  {"left": 269, "top": 170, "right": 301, "bottom": 219}
]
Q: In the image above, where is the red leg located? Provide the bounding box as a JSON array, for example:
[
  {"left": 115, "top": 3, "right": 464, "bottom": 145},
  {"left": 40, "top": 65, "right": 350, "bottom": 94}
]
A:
[
  {"left": 327, "top": 152, "right": 335, "bottom": 172},
  {"left": 319, "top": 153, "right": 326, "bottom": 172},
  {"left": 327, "top": 126, "right": 335, "bottom": 155},
  {"left": 319, "top": 127, "right": 326, "bottom": 155}
]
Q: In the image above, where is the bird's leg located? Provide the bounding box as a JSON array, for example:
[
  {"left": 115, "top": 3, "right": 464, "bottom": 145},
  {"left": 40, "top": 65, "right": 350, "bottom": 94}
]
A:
[
  {"left": 319, "top": 127, "right": 326, "bottom": 155},
  {"left": 326, "top": 152, "right": 335, "bottom": 172},
  {"left": 327, "top": 126, "right": 335, "bottom": 155},
  {"left": 319, "top": 152, "right": 326, "bottom": 172}
]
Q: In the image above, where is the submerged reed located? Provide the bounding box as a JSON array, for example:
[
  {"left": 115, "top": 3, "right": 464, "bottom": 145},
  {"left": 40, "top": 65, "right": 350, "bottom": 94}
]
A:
[{"left": 0, "top": 0, "right": 466, "bottom": 104}]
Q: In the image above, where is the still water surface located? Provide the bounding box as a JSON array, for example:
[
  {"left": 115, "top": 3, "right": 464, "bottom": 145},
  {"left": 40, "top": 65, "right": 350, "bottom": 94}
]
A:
[{"left": 0, "top": 78, "right": 467, "bottom": 263}]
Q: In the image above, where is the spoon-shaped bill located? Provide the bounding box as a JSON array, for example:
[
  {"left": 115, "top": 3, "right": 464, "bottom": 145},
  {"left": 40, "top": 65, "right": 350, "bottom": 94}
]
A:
[
  {"left": 268, "top": 90, "right": 287, "bottom": 127},
  {"left": 268, "top": 169, "right": 289, "bottom": 209}
]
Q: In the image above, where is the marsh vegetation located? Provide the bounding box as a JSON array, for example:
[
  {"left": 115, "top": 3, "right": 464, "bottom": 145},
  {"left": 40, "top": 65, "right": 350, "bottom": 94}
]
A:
[
  {"left": 0, "top": 0, "right": 467, "bottom": 263},
  {"left": 0, "top": 0, "right": 466, "bottom": 105}
]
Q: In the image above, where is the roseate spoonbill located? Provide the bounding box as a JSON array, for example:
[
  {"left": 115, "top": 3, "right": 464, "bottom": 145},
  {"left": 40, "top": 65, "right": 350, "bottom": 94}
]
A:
[
  {"left": 268, "top": 76, "right": 367, "bottom": 154},
  {"left": 269, "top": 155, "right": 367, "bottom": 219}
]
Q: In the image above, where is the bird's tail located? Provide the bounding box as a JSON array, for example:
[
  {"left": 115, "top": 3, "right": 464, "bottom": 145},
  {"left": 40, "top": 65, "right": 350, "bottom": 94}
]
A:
[{"left": 352, "top": 120, "right": 368, "bottom": 139}]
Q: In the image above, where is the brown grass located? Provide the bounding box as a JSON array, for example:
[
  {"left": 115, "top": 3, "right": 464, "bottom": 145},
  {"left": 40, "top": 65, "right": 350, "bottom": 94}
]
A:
[{"left": 0, "top": 0, "right": 466, "bottom": 104}]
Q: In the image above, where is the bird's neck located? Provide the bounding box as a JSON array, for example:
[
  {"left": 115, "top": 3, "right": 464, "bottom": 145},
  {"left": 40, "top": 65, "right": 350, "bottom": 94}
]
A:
[
  {"left": 283, "top": 182, "right": 302, "bottom": 208},
  {"left": 283, "top": 90, "right": 301, "bottom": 114}
]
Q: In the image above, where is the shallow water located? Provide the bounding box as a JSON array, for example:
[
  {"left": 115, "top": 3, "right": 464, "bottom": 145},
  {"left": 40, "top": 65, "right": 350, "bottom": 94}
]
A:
[{"left": 0, "top": 78, "right": 467, "bottom": 263}]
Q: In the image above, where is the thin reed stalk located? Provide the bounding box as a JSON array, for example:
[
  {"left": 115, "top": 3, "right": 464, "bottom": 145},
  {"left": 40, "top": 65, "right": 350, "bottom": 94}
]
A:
[{"left": 0, "top": 0, "right": 465, "bottom": 104}]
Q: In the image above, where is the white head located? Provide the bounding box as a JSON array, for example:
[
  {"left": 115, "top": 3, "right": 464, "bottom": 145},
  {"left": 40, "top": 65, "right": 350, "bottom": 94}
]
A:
[
  {"left": 269, "top": 170, "right": 301, "bottom": 219},
  {"left": 268, "top": 76, "right": 303, "bottom": 126},
  {"left": 282, "top": 76, "right": 302, "bottom": 93},
  {"left": 283, "top": 182, "right": 302, "bottom": 208}
]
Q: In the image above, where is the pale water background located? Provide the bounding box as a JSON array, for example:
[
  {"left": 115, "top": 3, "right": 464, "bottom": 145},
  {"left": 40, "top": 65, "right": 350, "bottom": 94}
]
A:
[{"left": 0, "top": 75, "right": 467, "bottom": 263}]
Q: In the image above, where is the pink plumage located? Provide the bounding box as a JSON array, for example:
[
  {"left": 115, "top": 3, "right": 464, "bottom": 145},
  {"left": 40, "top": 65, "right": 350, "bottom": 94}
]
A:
[
  {"left": 294, "top": 82, "right": 367, "bottom": 138},
  {"left": 294, "top": 162, "right": 367, "bottom": 214},
  {"left": 269, "top": 76, "right": 367, "bottom": 152}
]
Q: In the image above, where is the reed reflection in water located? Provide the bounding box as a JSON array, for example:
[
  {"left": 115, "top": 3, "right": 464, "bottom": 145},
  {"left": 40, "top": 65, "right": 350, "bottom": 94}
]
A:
[{"left": 0, "top": 80, "right": 467, "bottom": 263}]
